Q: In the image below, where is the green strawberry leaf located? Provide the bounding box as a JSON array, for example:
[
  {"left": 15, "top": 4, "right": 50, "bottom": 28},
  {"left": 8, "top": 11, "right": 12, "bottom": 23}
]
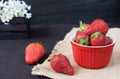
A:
[
  {"left": 79, "top": 38, "right": 89, "bottom": 45},
  {"left": 35, "top": 41, "right": 44, "bottom": 45},
  {"left": 91, "top": 32, "right": 101, "bottom": 38}
]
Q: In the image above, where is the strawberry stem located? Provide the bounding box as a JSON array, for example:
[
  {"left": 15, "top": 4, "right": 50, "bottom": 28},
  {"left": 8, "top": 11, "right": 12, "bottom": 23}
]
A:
[
  {"left": 48, "top": 54, "right": 62, "bottom": 62},
  {"left": 36, "top": 41, "right": 43, "bottom": 45},
  {"left": 80, "top": 21, "right": 85, "bottom": 31},
  {"left": 47, "top": 59, "right": 51, "bottom": 62}
]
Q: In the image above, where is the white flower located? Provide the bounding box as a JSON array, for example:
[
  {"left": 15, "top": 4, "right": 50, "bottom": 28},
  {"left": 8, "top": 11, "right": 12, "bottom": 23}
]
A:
[
  {"left": 26, "top": 13, "right": 32, "bottom": 19},
  {"left": 0, "top": 2, "right": 4, "bottom": 7},
  {"left": 0, "top": 0, "right": 32, "bottom": 24},
  {"left": 1, "top": 14, "right": 10, "bottom": 23},
  {"left": 27, "top": 5, "right": 31, "bottom": 10}
]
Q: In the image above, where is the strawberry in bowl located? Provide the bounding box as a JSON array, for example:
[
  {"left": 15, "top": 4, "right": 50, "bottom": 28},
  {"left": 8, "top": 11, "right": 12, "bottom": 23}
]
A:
[{"left": 70, "top": 19, "right": 115, "bottom": 69}]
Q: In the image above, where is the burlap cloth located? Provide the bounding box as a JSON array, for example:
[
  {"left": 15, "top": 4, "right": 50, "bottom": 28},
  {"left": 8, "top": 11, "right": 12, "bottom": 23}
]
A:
[{"left": 32, "top": 28, "right": 120, "bottom": 79}]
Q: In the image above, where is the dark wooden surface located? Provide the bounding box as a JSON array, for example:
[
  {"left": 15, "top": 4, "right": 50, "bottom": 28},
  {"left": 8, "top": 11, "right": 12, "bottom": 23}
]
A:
[
  {"left": 25, "top": 0, "right": 120, "bottom": 25},
  {"left": 0, "top": 24, "right": 76, "bottom": 79},
  {"left": 0, "top": 24, "right": 119, "bottom": 79}
]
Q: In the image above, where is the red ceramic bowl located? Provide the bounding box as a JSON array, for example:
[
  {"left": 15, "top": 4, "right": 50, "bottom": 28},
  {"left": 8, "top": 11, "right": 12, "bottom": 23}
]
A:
[{"left": 70, "top": 36, "right": 115, "bottom": 69}]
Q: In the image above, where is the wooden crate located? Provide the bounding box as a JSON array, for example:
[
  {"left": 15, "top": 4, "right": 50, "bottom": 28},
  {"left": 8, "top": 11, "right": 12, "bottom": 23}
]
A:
[{"left": 0, "top": 18, "right": 31, "bottom": 39}]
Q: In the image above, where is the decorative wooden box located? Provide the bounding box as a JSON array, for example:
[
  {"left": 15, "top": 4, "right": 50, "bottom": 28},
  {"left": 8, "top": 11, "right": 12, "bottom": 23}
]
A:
[{"left": 0, "top": 17, "right": 31, "bottom": 39}]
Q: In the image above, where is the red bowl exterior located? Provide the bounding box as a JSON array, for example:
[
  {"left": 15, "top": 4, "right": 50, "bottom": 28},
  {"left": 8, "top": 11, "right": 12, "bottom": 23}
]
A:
[{"left": 70, "top": 36, "right": 115, "bottom": 69}]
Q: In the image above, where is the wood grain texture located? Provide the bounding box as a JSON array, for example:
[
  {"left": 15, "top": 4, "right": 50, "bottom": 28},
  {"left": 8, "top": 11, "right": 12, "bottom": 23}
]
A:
[{"left": 26, "top": 0, "right": 120, "bottom": 24}]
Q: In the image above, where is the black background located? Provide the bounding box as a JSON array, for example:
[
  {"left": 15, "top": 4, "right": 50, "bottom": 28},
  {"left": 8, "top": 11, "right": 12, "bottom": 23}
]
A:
[{"left": 25, "top": 0, "right": 120, "bottom": 25}]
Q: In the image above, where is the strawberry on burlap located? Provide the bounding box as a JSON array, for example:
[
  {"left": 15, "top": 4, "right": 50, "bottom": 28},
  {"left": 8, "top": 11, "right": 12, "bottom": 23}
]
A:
[{"left": 32, "top": 27, "right": 120, "bottom": 79}]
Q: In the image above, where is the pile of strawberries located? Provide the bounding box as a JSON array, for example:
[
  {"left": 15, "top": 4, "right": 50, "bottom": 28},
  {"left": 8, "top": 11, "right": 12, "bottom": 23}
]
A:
[
  {"left": 25, "top": 43, "right": 75, "bottom": 75},
  {"left": 76, "top": 19, "right": 112, "bottom": 46},
  {"left": 25, "top": 19, "right": 113, "bottom": 76}
]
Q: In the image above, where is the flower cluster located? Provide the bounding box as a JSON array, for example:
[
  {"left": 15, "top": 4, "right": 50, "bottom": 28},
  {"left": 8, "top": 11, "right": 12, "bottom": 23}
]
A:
[{"left": 0, "top": 0, "right": 32, "bottom": 24}]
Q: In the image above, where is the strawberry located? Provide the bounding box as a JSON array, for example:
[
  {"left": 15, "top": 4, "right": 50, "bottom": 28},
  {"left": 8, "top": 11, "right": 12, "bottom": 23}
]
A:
[
  {"left": 25, "top": 42, "right": 45, "bottom": 64},
  {"left": 79, "top": 21, "right": 93, "bottom": 35},
  {"left": 79, "top": 19, "right": 108, "bottom": 35},
  {"left": 79, "top": 21, "right": 91, "bottom": 31},
  {"left": 75, "top": 31, "right": 89, "bottom": 45},
  {"left": 90, "top": 32, "right": 105, "bottom": 46},
  {"left": 105, "top": 36, "right": 112, "bottom": 45},
  {"left": 50, "top": 54, "right": 74, "bottom": 75},
  {"left": 91, "top": 19, "right": 109, "bottom": 35}
]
